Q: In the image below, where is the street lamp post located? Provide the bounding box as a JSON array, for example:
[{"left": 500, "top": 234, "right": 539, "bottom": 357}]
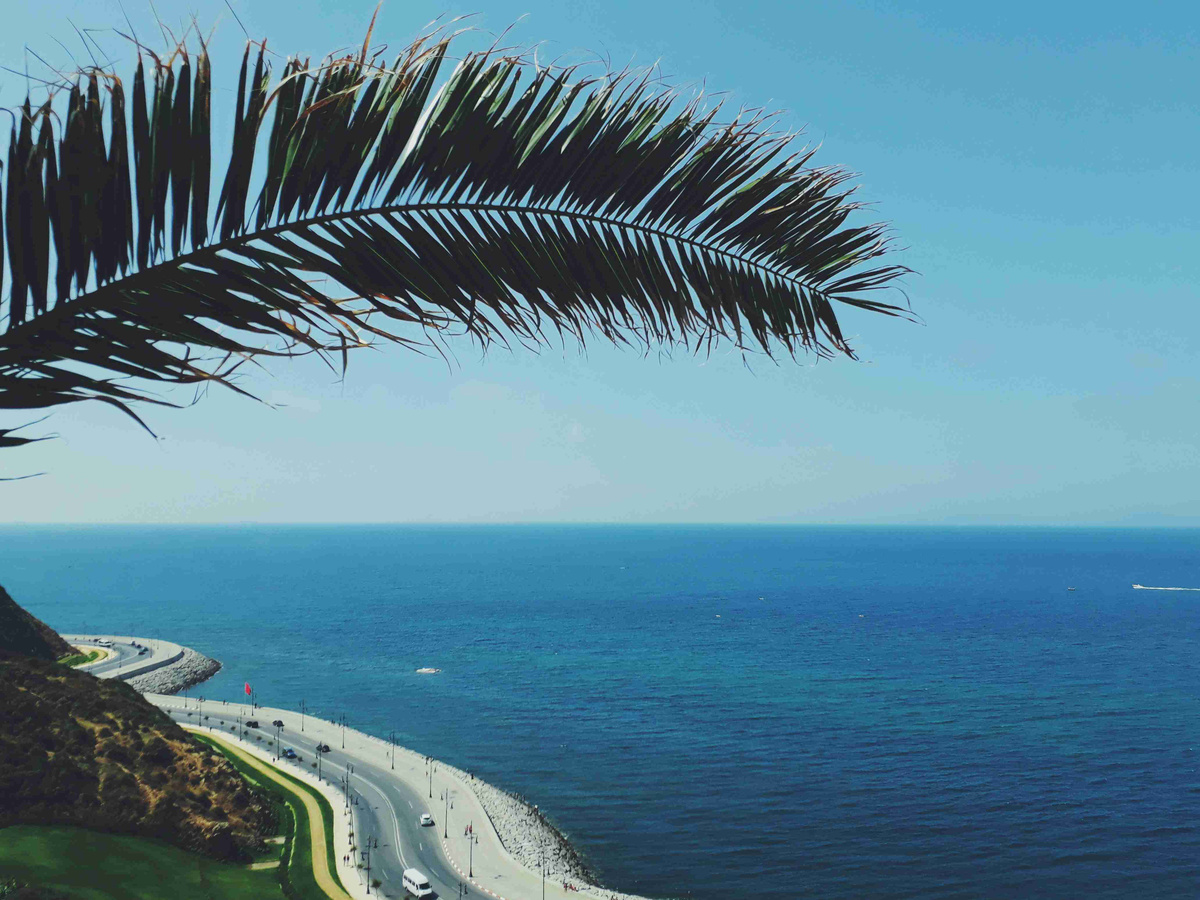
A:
[
  {"left": 442, "top": 789, "right": 449, "bottom": 839},
  {"left": 362, "top": 839, "right": 372, "bottom": 894},
  {"left": 469, "top": 833, "right": 478, "bottom": 877},
  {"left": 301, "top": 699, "right": 306, "bottom": 732},
  {"left": 389, "top": 730, "right": 395, "bottom": 770}
]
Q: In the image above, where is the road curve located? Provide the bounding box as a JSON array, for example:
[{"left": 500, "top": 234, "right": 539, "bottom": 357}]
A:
[
  {"left": 60, "top": 634, "right": 179, "bottom": 680},
  {"left": 156, "top": 697, "right": 462, "bottom": 900},
  {"left": 149, "top": 696, "right": 632, "bottom": 900},
  {"left": 69, "top": 635, "right": 648, "bottom": 900}
]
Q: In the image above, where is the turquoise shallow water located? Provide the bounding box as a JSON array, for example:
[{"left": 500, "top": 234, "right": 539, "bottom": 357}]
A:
[{"left": 4, "top": 525, "right": 1200, "bottom": 899}]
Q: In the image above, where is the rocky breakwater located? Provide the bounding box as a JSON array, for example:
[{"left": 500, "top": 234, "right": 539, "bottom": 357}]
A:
[
  {"left": 440, "top": 760, "right": 656, "bottom": 900},
  {"left": 126, "top": 646, "right": 221, "bottom": 695}
]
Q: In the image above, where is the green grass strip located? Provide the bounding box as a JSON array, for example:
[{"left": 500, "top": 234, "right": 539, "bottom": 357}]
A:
[
  {"left": 193, "top": 732, "right": 347, "bottom": 900},
  {"left": 57, "top": 649, "right": 101, "bottom": 667},
  {"left": 0, "top": 825, "right": 287, "bottom": 900}
]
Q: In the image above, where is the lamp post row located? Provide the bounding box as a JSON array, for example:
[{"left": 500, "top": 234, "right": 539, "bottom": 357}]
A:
[
  {"left": 176, "top": 691, "right": 481, "bottom": 899},
  {"left": 183, "top": 691, "right": 455, "bottom": 899}
]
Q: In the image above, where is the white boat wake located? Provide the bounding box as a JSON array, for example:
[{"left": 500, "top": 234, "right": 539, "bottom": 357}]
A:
[{"left": 1132, "top": 584, "right": 1200, "bottom": 591}]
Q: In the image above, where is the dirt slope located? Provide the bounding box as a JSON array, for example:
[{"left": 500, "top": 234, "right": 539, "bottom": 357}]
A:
[
  {"left": 0, "top": 653, "right": 274, "bottom": 862},
  {"left": 0, "top": 585, "right": 72, "bottom": 660}
]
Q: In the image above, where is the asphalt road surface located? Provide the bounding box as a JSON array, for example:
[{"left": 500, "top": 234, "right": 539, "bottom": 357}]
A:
[
  {"left": 161, "top": 703, "right": 471, "bottom": 900},
  {"left": 61, "top": 635, "right": 168, "bottom": 680},
  {"left": 66, "top": 637, "right": 492, "bottom": 899}
]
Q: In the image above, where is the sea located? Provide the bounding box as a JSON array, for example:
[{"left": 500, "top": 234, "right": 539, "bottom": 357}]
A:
[{"left": 3, "top": 525, "right": 1199, "bottom": 899}]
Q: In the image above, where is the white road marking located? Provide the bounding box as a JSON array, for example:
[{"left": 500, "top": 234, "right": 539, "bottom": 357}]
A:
[
  {"left": 370, "top": 776, "right": 410, "bottom": 870},
  {"left": 160, "top": 699, "right": 485, "bottom": 900}
]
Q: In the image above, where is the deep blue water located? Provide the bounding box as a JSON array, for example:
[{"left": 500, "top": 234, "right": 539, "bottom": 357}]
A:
[{"left": 3, "top": 526, "right": 1200, "bottom": 899}]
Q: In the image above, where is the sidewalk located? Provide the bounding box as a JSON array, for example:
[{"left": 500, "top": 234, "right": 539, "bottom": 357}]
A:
[{"left": 152, "top": 695, "right": 644, "bottom": 900}]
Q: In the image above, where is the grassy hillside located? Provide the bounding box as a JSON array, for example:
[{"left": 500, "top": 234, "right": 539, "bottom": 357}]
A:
[
  {"left": 0, "top": 654, "right": 273, "bottom": 862},
  {"left": 0, "top": 826, "right": 287, "bottom": 900},
  {"left": 194, "top": 734, "right": 347, "bottom": 900},
  {"left": 0, "top": 586, "right": 72, "bottom": 661},
  {"left": 57, "top": 650, "right": 102, "bottom": 668}
]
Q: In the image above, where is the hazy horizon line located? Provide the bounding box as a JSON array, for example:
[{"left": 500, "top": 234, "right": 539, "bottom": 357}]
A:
[{"left": 3, "top": 521, "right": 1199, "bottom": 529}]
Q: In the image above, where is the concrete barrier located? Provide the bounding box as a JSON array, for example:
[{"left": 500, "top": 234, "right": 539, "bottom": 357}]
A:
[
  {"left": 112, "top": 647, "right": 185, "bottom": 680},
  {"left": 60, "top": 634, "right": 186, "bottom": 682}
]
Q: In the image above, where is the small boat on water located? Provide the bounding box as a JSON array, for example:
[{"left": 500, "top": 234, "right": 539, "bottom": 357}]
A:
[{"left": 1067, "top": 587, "right": 1076, "bottom": 591}]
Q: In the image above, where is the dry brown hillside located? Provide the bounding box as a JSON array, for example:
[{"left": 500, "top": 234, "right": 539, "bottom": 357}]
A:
[
  {"left": 0, "top": 653, "right": 274, "bottom": 862},
  {"left": 0, "top": 586, "right": 72, "bottom": 660}
]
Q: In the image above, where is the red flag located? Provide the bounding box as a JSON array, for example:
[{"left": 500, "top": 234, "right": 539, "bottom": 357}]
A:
[{"left": 245, "top": 682, "right": 252, "bottom": 696}]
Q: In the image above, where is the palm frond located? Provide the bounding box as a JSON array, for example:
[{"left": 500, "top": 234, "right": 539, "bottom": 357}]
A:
[{"left": 0, "top": 24, "right": 912, "bottom": 445}]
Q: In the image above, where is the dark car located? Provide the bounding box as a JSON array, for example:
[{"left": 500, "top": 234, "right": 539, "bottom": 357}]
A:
[
  {"left": 246, "top": 720, "right": 260, "bottom": 728},
  {"left": 282, "top": 748, "right": 298, "bottom": 759},
  {"left": 317, "top": 743, "right": 332, "bottom": 753}
]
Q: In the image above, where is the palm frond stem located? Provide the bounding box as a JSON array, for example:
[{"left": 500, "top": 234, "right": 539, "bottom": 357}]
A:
[{"left": 1, "top": 199, "right": 902, "bottom": 350}]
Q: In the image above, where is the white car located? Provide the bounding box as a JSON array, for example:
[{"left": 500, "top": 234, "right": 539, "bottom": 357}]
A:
[
  {"left": 419, "top": 813, "right": 433, "bottom": 827},
  {"left": 403, "top": 868, "right": 434, "bottom": 898}
]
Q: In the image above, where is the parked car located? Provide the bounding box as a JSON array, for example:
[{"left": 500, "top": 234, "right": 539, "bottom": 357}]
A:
[
  {"left": 317, "top": 743, "right": 331, "bottom": 753},
  {"left": 246, "top": 720, "right": 260, "bottom": 729},
  {"left": 282, "top": 748, "right": 297, "bottom": 759},
  {"left": 419, "top": 813, "right": 433, "bottom": 827}
]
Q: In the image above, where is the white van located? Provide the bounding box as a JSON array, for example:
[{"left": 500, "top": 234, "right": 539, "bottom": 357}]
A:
[{"left": 403, "top": 868, "right": 434, "bottom": 898}]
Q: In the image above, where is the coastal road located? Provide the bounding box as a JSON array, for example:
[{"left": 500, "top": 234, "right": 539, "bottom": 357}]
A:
[
  {"left": 156, "top": 699, "right": 467, "bottom": 900},
  {"left": 63, "top": 637, "right": 611, "bottom": 900},
  {"left": 65, "top": 634, "right": 464, "bottom": 899},
  {"left": 149, "top": 696, "right": 606, "bottom": 900},
  {"left": 60, "top": 634, "right": 173, "bottom": 680}
]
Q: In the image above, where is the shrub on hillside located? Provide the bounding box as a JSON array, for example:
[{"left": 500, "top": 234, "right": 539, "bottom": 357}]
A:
[{"left": 0, "top": 653, "right": 275, "bottom": 862}]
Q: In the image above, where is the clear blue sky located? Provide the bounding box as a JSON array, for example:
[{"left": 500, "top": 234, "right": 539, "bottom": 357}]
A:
[{"left": 2, "top": 0, "right": 1197, "bottom": 524}]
